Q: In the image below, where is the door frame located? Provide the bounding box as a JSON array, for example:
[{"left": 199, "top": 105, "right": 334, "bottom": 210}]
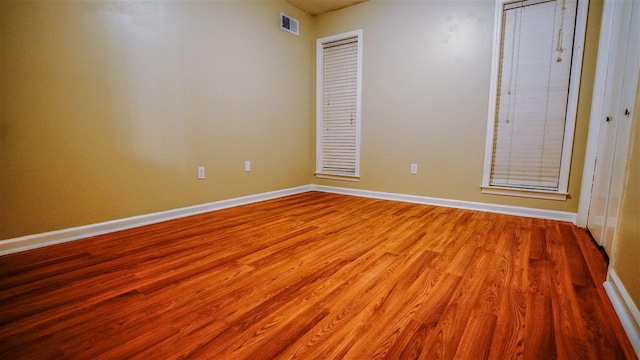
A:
[{"left": 577, "top": 0, "right": 620, "bottom": 227}]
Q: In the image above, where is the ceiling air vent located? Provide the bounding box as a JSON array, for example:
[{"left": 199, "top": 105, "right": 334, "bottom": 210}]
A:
[{"left": 280, "top": 13, "right": 299, "bottom": 35}]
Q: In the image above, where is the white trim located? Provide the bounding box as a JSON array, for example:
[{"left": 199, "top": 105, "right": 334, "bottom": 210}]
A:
[
  {"left": 315, "top": 29, "right": 363, "bottom": 178},
  {"left": 0, "top": 184, "right": 581, "bottom": 256},
  {"left": 604, "top": 269, "right": 640, "bottom": 356},
  {"left": 577, "top": 0, "right": 617, "bottom": 227},
  {"left": 559, "top": 0, "right": 589, "bottom": 193},
  {"left": 354, "top": 29, "right": 363, "bottom": 178},
  {"left": 311, "top": 185, "right": 577, "bottom": 223},
  {"left": 481, "top": 0, "right": 504, "bottom": 187},
  {"left": 482, "top": 0, "right": 589, "bottom": 196},
  {"left": 314, "top": 173, "right": 361, "bottom": 182},
  {"left": 481, "top": 186, "right": 569, "bottom": 201},
  {"left": 0, "top": 185, "right": 313, "bottom": 256}
]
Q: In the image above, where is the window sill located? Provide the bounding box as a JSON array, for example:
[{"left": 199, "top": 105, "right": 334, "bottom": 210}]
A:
[
  {"left": 481, "top": 186, "right": 568, "bottom": 201},
  {"left": 315, "top": 173, "right": 360, "bottom": 182}
]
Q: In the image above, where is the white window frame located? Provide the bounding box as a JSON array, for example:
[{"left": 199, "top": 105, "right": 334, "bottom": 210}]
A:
[
  {"left": 315, "top": 29, "right": 363, "bottom": 182},
  {"left": 481, "top": 0, "right": 589, "bottom": 201}
]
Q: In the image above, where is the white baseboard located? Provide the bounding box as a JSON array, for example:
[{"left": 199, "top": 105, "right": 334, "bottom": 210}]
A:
[
  {"left": 0, "top": 184, "right": 579, "bottom": 256},
  {"left": 604, "top": 269, "right": 640, "bottom": 356},
  {"left": 310, "top": 185, "right": 577, "bottom": 223},
  {"left": 0, "top": 185, "right": 313, "bottom": 256}
]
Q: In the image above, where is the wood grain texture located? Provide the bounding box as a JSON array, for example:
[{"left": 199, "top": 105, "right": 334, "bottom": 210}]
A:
[{"left": 0, "top": 191, "right": 636, "bottom": 359}]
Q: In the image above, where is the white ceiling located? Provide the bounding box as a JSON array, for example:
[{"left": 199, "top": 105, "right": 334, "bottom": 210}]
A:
[{"left": 285, "top": 0, "right": 368, "bottom": 15}]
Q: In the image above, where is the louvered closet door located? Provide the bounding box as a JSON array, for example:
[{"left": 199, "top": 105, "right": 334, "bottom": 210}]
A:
[
  {"left": 490, "top": 0, "right": 577, "bottom": 190},
  {"left": 321, "top": 36, "right": 359, "bottom": 176}
]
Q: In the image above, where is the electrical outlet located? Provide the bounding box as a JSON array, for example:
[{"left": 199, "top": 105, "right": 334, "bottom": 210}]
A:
[
  {"left": 245, "top": 160, "right": 251, "bottom": 172},
  {"left": 197, "top": 166, "right": 205, "bottom": 179},
  {"left": 410, "top": 164, "right": 418, "bottom": 175}
]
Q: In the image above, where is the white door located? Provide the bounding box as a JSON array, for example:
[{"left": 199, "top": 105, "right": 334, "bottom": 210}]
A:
[{"left": 587, "top": 0, "right": 640, "bottom": 256}]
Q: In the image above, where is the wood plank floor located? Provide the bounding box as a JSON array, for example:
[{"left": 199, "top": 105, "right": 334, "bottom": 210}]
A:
[{"left": 0, "top": 191, "right": 636, "bottom": 359}]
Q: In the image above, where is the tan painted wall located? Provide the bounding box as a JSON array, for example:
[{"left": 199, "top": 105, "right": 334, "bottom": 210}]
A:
[
  {"left": 313, "top": 0, "right": 603, "bottom": 213},
  {"left": 0, "top": 0, "right": 605, "bottom": 240},
  {"left": 0, "top": 0, "right": 314, "bottom": 239},
  {"left": 611, "top": 74, "right": 640, "bottom": 311}
]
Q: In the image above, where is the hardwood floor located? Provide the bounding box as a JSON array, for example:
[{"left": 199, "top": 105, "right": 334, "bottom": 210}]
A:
[{"left": 0, "top": 191, "right": 636, "bottom": 359}]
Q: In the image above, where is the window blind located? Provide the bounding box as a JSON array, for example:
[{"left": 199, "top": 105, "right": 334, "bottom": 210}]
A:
[
  {"left": 320, "top": 35, "right": 359, "bottom": 176},
  {"left": 490, "top": 0, "right": 577, "bottom": 190}
]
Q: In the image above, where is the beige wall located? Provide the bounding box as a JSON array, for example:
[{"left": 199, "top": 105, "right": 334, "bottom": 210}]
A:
[
  {"left": 0, "top": 0, "right": 314, "bottom": 239},
  {"left": 0, "top": 0, "right": 605, "bottom": 240},
  {"left": 314, "top": 0, "right": 603, "bottom": 213},
  {"left": 611, "top": 74, "right": 640, "bottom": 311}
]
